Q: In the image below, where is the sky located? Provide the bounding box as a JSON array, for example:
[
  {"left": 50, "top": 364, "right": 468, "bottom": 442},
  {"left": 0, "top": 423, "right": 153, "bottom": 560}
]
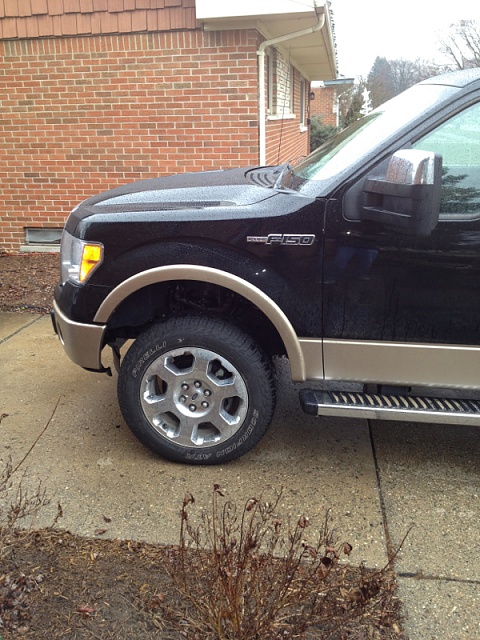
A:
[{"left": 330, "top": 0, "right": 479, "bottom": 79}]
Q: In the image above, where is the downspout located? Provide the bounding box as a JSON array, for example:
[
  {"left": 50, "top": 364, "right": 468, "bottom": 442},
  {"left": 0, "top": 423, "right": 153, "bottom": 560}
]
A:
[{"left": 256, "top": 4, "right": 326, "bottom": 165}]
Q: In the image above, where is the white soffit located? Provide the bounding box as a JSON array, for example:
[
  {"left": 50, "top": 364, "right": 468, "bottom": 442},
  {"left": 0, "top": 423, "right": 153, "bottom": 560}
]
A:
[
  {"left": 195, "top": 0, "right": 337, "bottom": 81},
  {"left": 196, "top": 0, "right": 320, "bottom": 20}
]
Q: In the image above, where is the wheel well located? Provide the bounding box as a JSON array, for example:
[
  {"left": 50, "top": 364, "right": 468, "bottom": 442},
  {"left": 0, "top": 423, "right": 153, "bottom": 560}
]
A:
[{"left": 105, "top": 280, "right": 287, "bottom": 358}]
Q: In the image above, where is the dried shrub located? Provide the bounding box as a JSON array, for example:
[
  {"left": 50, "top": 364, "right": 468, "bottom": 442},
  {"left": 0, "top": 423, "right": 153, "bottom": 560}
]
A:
[
  {"left": 164, "top": 484, "right": 402, "bottom": 639},
  {"left": 0, "top": 427, "right": 61, "bottom": 633}
]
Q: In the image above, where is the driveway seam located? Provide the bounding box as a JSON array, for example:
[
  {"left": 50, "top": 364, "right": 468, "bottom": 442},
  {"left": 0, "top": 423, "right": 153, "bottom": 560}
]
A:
[
  {"left": 0, "top": 314, "right": 43, "bottom": 346},
  {"left": 398, "top": 572, "right": 480, "bottom": 585},
  {"left": 368, "top": 419, "right": 395, "bottom": 561}
]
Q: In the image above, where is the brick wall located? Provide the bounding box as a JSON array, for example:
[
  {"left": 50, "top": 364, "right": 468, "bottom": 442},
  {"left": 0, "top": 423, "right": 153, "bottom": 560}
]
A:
[
  {"left": 0, "top": 29, "right": 260, "bottom": 251},
  {"left": 310, "top": 85, "right": 337, "bottom": 126},
  {"left": 0, "top": 0, "right": 314, "bottom": 252}
]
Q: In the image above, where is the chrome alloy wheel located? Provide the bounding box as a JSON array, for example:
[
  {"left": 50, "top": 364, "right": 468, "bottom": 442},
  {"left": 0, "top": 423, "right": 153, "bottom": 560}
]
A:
[{"left": 140, "top": 346, "right": 249, "bottom": 448}]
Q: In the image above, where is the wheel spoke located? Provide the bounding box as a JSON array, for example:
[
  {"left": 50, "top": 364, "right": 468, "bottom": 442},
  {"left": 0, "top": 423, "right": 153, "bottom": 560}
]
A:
[
  {"left": 209, "top": 378, "right": 243, "bottom": 401},
  {"left": 174, "top": 416, "right": 200, "bottom": 447},
  {"left": 141, "top": 391, "right": 176, "bottom": 422},
  {"left": 149, "top": 357, "right": 185, "bottom": 385},
  {"left": 191, "top": 351, "right": 214, "bottom": 377},
  {"left": 207, "top": 412, "right": 239, "bottom": 437},
  {"left": 142, "top": 369, "right": 175, "bottom": 407}
]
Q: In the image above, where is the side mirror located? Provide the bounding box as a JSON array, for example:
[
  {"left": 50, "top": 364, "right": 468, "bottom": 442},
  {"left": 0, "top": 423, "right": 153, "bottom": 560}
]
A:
[{"left": 361, "top": 150, "right": 442, "bottom": 236}]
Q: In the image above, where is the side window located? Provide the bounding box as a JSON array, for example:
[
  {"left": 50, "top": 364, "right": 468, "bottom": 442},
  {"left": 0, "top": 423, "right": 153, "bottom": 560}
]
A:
[{"left": 414, "top": 102, "right": 480, "bottom": 215}]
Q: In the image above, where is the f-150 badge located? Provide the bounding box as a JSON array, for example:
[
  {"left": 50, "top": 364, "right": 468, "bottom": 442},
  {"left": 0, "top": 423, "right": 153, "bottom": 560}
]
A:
[{"left": 247, "top": 234, "right": 316, "bottom": 245}]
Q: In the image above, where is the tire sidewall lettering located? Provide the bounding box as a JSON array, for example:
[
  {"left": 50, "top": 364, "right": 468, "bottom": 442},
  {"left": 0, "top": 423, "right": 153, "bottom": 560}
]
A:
[
  {"left": 184, "top": 451, "right": 212, "bottom": 461},
  {"left": 215, "top": 408, "right": 259, "bottom": 459},
  {"left": 131, "top": 341, "right": 166, "bottom": 378}
]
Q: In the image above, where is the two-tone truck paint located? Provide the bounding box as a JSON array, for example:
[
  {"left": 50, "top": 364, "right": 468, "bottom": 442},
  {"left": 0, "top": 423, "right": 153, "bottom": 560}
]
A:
[{"left": 52, "top": 68, "right": 480, "bottom": 463}]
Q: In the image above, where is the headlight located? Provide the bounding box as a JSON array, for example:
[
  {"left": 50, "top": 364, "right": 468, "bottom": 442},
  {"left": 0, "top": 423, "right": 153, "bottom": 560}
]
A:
[{"left": 60, "top": 230, "right": 103, "bottom": 285}]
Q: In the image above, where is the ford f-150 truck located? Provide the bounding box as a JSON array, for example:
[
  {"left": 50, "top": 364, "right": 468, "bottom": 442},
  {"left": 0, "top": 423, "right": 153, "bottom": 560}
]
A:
[{"left": 52, "top": 68, "right": 480, "bottom": 464}]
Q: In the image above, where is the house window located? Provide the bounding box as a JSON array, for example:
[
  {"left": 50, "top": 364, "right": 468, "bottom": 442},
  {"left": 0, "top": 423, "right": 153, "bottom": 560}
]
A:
[
  {"left": 276, "top": 55, "right": 291, "bottom": 116},
  {"left": 299, "top": 79, "right": 306, "bottom": 128},
  {"left": 266, "top": 49, "right": 295, "bottom": 120}
]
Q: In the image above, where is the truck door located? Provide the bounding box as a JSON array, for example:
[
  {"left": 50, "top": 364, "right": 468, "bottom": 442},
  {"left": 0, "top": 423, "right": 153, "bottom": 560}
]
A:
[{"left": 322, "top": 100, "right": 480, "bottom": 388}]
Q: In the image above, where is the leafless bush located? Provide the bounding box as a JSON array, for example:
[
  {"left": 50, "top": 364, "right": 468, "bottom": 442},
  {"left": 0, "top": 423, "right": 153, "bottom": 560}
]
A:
[
  {"left": 0, "top": 417, "right": 61, "bottom": 631},
  {"left": 0, "top": 413, "right": 61, "bottom": 552},
  {"left": 164, "top": 484, "right": 402, "bottom": 640},
  {"left": 0, "top": 460, "right": 48, "bottom": 534}
]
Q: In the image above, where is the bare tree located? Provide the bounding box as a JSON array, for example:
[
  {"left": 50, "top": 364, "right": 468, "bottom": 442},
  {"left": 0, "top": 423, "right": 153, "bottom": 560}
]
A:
[
  {"left": 437, "top": 19, "right": 480, "bottom": 69},
  {"left": 367, "top": 57, "right": 439, "bottom": 109},
  {"left": 389, "top": 58, "right": 439, "bottom": 93}
]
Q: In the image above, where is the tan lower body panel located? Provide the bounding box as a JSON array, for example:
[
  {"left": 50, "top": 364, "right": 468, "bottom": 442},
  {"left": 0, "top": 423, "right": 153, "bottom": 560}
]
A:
[{"left": 299, "top": 338, "right": 480, "bottom": 390}]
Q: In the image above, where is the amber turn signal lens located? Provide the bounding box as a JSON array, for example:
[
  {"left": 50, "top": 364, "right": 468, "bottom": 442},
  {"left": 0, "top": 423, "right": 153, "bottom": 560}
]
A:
[{"left": 79, "top": 244, "right": 103, "bottom": 282}]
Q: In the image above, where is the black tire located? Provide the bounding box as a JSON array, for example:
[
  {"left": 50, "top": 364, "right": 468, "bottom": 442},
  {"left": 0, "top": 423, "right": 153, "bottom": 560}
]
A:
[{"left": 118, "top": 315, "right": 276, "bottom": 464}]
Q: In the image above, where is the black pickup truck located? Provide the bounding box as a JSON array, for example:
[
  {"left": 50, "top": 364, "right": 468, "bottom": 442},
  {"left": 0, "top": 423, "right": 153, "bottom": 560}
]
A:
[{"left": 52, "top": 68, "right": 480, "bottom": 464}]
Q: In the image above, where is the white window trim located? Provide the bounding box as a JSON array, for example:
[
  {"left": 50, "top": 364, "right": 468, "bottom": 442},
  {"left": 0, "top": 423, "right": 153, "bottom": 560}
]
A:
[
  {"left": 267, "top": 113, "right": 296, "bottom": 121},
  {"left": 299, "top": 78, "right": 306, "bottom": 129},
  {"left": 266, "top": 52, "right": 274, "bottom": 114}
]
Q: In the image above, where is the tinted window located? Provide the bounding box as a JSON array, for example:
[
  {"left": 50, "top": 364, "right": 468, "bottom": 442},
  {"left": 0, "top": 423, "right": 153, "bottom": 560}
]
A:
[
  {"left": 414, "top": 102, "right": 480, "bottom": 215},
  {"left": 293, "top": 83, "right": 451, "bottom": 185}
]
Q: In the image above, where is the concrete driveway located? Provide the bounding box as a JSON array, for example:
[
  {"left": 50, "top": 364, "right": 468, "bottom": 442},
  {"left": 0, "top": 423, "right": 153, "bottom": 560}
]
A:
[{"left": 0, "top": 312, "right": 479, "bottom": 638}]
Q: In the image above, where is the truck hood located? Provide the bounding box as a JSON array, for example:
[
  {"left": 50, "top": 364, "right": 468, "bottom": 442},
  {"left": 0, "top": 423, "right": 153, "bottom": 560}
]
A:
[{"left": 72, "top": 167, "right": 278, "bottom": 220}]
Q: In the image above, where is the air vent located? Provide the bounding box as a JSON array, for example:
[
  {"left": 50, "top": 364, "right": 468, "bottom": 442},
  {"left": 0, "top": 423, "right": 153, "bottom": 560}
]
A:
[{"left": 246, "top": 168, "right": 277, "bottom": 188}]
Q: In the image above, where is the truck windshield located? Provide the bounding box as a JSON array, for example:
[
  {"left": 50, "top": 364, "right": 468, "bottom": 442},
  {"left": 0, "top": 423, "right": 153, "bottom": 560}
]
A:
[{"left": 292, "top": 83, "right": 452, "bottom": 186}]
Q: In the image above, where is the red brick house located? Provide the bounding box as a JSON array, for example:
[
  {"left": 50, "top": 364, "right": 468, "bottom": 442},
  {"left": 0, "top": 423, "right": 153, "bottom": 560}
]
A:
[
  {"left": 310, "top": 78, "right": 355, "bottom": 128},
  {"left": 0, "top": 0, "right": 336, "bottom": 252}
]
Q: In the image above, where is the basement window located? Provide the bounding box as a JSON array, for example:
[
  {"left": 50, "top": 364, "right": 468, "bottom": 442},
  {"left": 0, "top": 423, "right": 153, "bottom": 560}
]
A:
[{"left": 21, "top": 228, "right": 62, "bottom": 253}]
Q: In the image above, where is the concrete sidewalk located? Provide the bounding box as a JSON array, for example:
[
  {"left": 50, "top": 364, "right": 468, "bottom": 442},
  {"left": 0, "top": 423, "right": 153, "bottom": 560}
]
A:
[{"left": 0, "top": 312, "right": 479, "bottom": 638}]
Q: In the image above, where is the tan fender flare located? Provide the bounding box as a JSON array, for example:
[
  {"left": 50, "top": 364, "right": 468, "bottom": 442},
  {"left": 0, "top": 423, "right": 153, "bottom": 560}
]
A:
[{"left": 94, "top": 264, "right": 306, "bottom": 381}]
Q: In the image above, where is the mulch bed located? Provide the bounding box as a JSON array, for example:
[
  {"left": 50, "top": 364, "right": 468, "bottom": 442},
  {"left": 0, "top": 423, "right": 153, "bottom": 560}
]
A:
[
  {"left": 0, "top": 528, "right": 404, "bottom": 640},
  {"left": 0, "top": 253, "right": 58, "bottom": 314}
]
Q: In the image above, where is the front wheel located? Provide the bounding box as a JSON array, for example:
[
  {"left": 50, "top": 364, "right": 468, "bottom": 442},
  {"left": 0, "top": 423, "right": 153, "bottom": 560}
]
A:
[{"left": 118, "top": 316, "right": 276, "bottom": 464}]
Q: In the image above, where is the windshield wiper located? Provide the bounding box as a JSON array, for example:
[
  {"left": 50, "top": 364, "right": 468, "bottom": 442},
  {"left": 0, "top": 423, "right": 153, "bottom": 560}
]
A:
[{"left": 274, "top": 163, "right": 294, "bottom": 189}]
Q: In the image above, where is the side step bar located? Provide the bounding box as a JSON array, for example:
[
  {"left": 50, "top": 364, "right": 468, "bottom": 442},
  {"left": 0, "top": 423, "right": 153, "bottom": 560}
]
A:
[{"left": 299, "top": 389, "right": 480, "bottom": 426}]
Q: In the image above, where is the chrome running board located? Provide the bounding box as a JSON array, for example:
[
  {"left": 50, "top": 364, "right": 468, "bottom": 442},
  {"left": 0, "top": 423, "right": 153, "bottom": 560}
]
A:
[{"left": 299, "top": 389, "right": 480, "bottom": 425}]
